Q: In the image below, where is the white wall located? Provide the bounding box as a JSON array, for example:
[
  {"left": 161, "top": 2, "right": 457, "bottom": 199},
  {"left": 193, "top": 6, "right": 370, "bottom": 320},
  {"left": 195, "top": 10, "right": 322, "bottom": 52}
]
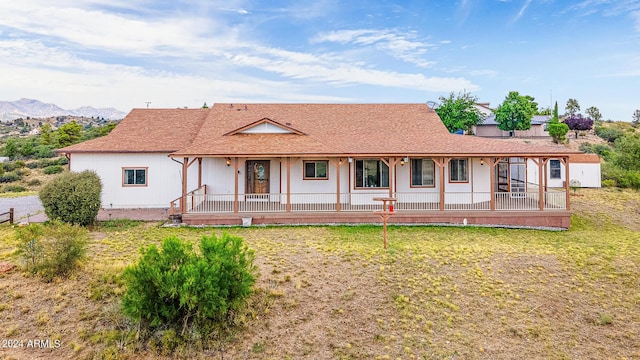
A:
[
  {"left": 70, "top": 153, "right": 196, "bottom": 208},
  {"left": 568, "top": 163, "right": 601, "bottom": 188}
]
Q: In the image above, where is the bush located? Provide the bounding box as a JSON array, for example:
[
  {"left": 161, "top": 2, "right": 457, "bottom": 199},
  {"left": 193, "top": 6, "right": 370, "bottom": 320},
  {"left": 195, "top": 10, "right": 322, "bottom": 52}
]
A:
[
  {"left": 122, "top": 233, "right": 256, "bottom": 335},
  {"left": 601, "top": 179, "right": 616, "bottom": 187},
  {"left": 39, "top": 170, "right": 102, "bottom": 226},
  {"left": 0, "top": 172, "right": 21, "bottom": 183},
  {"left": 15, "top": 221, "right": 89, "bottom": 280},
  {"left": 2, "top": 185, "right": 26, "bottom": 193},
  {"left": 43, "top": 165, "right": 64, "bottom": 174},
  {"left": 595, "top": 126, "right": 625, "bottom": 143},
  {"left": 579, "top": 143, "right": 613, "bottom": 161},
  {"left": 548, "top": 123, "right": 569, "bottom": 144},
  {"left": 26, "top": 162, "right": 39, "bottom": 169}
]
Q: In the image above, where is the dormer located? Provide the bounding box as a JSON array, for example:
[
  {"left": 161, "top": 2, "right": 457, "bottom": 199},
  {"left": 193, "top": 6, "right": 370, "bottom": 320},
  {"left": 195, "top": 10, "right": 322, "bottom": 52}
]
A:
[{"left": 224, "top": 118, "right": 305, "bottom": 135}]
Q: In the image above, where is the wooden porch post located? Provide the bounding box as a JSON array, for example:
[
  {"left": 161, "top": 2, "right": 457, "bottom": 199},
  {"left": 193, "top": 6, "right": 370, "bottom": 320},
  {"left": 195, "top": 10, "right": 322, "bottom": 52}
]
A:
[
  {"left": 335, "top": 159, "right": 343, "bottom": 212},
  {"left": 181, "top": 157, "right": 188, "bottom": 213},
  {"left": 561, "top": 157, "right": 570, "bottom": 210},
  {"left": 484, "top": 157, "right": 499, "bottom": 211},
  {"left": 286, "top": 157, "right": 291, "bottom": 212},
  {"left": 380, "top": 157, "right": 399, "bottom": 198},
  {"left": 234, "top": 157, "right": 239, "bottom": 213},
  {"left": 432, "top": 157, "right": 448, "bottom": 211},
  {"left": 198, "top": 158, "right": 202, "bottom": 188}
]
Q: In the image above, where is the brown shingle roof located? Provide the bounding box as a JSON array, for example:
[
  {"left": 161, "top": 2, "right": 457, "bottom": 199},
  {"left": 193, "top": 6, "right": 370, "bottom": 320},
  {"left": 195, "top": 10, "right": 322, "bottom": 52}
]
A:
[
  {"left": 570, "top": 153, "right": 601, "bottom": 163},
  {"left": 60, "top": 103, "right": 580, "bottom": 157},
  {"left": 58, "top": 108, "right": 209, "bottom": 153}
]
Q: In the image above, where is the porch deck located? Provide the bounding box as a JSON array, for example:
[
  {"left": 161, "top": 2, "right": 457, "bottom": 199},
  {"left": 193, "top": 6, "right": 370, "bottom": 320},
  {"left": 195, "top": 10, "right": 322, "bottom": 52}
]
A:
[{"left": 177, "top": 190, "right": 570, "bottom": 228}]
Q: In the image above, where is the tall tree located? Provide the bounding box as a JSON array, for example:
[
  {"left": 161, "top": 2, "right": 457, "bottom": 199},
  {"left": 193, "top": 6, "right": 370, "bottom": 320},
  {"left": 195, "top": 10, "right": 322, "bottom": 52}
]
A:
[
  {"left": 551, "top": 101, "right": 559, "bottom": 123},
  {"left": 494, "top": 91, "right": 536, "bottom": 135},
  {"left": 538, "top": 106, "right": 552, "bottom": 116},
  {"left": 40, "top": 123, "right": 53, "bottom": 145},
  {"left": 585, "top": 106, "right": 602, "bottom": 122},
  {"left": 633, "top": 109, "right": 640, "bottom": 125},
  {"left": 435, "top": 91, "right": 484, "bottom": 133},
  {"left": 56, "top": 121, "right": 82, "bottom": 147},
  {"left": 565, "top": 98, "right": 580, "bottom": 116},
  {"left": 564, "top": 114, "right": 594, "bottom": 139}
]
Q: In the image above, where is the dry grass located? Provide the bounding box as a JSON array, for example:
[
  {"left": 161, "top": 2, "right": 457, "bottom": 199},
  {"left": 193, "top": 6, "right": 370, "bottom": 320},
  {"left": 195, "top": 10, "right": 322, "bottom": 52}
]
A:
[{"left": 1, "top": 189, "right": 640, "bottom": 359}]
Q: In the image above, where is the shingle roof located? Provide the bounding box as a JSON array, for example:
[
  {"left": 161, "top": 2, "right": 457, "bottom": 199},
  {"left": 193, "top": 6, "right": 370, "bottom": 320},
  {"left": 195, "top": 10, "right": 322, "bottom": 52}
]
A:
[
  {"left": 60, "top": 103, "right": 579, "bottom": 158},
  {"left": 570, "top": 153, "right": 600, "bottom": 163},
  {"left": 58, "top": 108, "right": 209, "bottom": 153}
]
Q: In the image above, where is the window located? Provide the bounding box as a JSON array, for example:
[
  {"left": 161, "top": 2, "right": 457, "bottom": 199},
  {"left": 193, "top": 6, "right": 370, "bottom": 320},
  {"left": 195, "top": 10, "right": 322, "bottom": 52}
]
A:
[
  {"left": 355, "top": 160, "right": 389, "bottom": 188},
  {"left": 411, "top": 158, "right": 435, "bottom": 187},
  {"left": 449, "top": 158, "right": 468, "bottom": 182},
  {"left": 549, "top": 159, "right": 561, "bottom": 179},
  {"left": 304, "top": 160, "right": 328, "bottom": 179},
  {"left": 123, "top": 168, "right": 147, "bottom": 186}
]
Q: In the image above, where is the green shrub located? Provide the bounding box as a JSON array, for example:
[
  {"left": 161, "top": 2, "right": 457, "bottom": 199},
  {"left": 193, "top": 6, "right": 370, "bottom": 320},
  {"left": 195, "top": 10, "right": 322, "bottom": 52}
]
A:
[
  {"left": 27, "top": 178, "right": 41, "bottom": 186},
  {"left": 15, "top": 221, "right": 89, "bottom": 280},
  {"left": 122, "top": 233, "right": 256, "bottom": 335},
  {"left": 601, "top": 179, "right": 616, "bottom": 187},
  {"left": 57, "top": 157, "right": 69, "bottom": 165},
  {"left": 0, "top": 172, "right": 21, "bottom": 183},
  {"left": 618, "top": 171, "right": 640, "bottom": 190},
  {"left": 33, "top": 145, "right": 55, "bottom": 159},
  {"left": 39, "top": 170, "right": 102, "bottom": 226},
  {"left": 3, "top": 185, "right": 26, "bottom": 193},
  {"left": 26, "top": 162, "right": 39, "bottom": 169},
  {"left": 43, "top": 165, "right": 64, "bottom": 174},
  {"left": 548, "top": 123, "right": 569, "bottom": 144},
  {"left": 595, "top": 126, "right": 625, "bottom": 143}
]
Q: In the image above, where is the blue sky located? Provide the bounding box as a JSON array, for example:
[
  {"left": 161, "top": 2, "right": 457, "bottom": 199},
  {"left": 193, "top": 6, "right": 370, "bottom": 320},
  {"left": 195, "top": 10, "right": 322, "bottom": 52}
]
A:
[{"left": 0, "top": 0, "right": 638, "bottom": 120}]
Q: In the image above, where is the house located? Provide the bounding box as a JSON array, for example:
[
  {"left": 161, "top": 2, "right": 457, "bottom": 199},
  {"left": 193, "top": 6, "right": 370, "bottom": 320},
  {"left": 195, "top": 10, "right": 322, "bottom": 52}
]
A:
[
  {"left": 475, "top": 114, "right": 551, "bottom": 138},
  {"left": 59, "top": 103, "right": 583, "bottom": 228}
]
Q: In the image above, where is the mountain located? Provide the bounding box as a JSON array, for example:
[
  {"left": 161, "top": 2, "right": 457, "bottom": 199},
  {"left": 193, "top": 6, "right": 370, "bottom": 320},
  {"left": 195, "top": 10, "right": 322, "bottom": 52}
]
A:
[{"left": 0, "top": 98, "right": 126, "bottom": 122}]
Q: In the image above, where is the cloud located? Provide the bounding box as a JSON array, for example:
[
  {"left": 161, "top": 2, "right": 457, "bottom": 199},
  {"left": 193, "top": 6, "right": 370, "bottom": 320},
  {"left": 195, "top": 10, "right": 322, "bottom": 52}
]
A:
[
  {"left": 511, "top": 0, "right": 533, "bottom": 24},
  {"left": 633, "top": 10, "right": 640, "bottom": 31},
  {"left": 312, "top": 29, "right": 437, "bottom": 68}
]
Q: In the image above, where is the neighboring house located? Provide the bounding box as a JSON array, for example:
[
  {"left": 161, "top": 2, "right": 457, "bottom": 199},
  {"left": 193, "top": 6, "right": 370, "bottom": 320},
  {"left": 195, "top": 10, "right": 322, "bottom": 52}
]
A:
[
  {"left": 59, "top": 103, "right": 583, "bottom": 228},
  {"left": 475, "top": 114, "right": 551, "bottom": 138}
]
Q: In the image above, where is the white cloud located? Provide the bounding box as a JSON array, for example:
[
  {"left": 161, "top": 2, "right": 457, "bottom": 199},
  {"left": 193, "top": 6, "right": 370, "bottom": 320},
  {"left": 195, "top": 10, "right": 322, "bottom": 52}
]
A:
[
  {"left": 313, "top": 29, "right": 437, "bottom": 68},
  {"left": 633, "top": 10, "right": 640, "bottom": 31}
]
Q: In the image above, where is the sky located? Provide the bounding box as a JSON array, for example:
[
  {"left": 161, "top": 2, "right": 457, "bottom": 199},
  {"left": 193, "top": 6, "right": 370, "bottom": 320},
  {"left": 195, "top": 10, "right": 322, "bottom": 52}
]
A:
[{"left": 0, "top": 0, "right": 638, "bottom": 120}]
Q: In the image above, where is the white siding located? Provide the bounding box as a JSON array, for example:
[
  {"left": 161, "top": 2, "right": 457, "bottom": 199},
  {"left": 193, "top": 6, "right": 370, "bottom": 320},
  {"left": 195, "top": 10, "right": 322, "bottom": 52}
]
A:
[{"left": 70, "top": 153, "right": 196, "bottom": 208}]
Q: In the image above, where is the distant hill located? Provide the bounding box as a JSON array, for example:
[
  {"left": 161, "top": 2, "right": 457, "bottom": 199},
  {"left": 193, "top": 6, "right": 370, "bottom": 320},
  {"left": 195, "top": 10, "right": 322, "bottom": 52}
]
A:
[{"left": 0, "top": 98, "right": 126, "bottom": 122}]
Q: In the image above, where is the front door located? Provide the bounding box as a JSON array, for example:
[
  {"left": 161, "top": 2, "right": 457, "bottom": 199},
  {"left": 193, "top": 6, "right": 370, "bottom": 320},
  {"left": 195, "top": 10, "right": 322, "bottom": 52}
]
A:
[{"left": 246, "top": 160, "right": 270, "bottom": 195}]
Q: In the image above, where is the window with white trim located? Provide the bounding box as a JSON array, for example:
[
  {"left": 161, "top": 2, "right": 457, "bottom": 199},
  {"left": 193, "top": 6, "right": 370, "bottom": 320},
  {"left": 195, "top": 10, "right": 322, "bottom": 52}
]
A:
[
  {"left": 449, "top": 158, "right": 468, "bottom": 182},
  {"left": 123, "top": 168, "right": 147, "bottom": 186},
  {"left": 355, "top": 159, "right": 389, "bottom": 188},
  {"left": 304, "top": 160, "right": 328, "bottom": 179},
  {"left": 411, "top": 158, "right": 435, "bottom": 187},
  {"left": 549, "top": 159, "right": 561, "bottom": 179}
]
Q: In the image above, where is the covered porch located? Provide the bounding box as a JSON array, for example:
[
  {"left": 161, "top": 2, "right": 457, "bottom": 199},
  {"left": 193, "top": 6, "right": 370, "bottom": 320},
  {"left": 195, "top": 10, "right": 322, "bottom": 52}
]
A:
[{"left": 169, "top": 155, "right": 572, "bottom": 228}]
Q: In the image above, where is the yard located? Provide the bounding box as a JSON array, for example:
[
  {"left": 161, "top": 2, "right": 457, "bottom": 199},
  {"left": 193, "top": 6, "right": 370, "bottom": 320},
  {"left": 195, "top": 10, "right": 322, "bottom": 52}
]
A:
[{"left": 0, "top": 188, "right": 639, "bottom": 359}]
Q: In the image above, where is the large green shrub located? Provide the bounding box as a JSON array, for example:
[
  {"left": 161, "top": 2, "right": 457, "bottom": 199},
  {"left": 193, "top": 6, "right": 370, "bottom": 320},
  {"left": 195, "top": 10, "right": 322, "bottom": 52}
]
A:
[
  {"left": 122, "top": 233, "right": 256, "bottom": 334},
  {"left": 15, "top": 221, "right": 89, "bottom": 280},
  {"left": 595, "top": 126, "right": 625, "bottom": 143},
  {"left": 43, "top": 164, "right": 64, "bottom": 174},
  {"left": 548, "top": 122, "right": 569, "bottom": 144},
  {"left": 39, "top": 170, "right": 102, "bottom": 226}
]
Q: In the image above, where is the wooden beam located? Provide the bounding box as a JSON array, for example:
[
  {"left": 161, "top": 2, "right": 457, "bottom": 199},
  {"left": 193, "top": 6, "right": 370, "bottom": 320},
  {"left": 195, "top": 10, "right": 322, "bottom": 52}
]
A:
[
  {"left": 333, "top": 158, "right": 344, "bottom": 212},
  {"left": 181, "top": 157, "right": 188, "bottom": 214},
  {"left": 286, "top": 157, "right": 291, "bottom": 212},
  {"left": 432, "top": 157, "right": 449, "bottom": 211},
  {"left": 560, "top": 157, "right": 570, "bottom": 210},
  {"left": 197, "top": 158, "right": 202, "bottom": 188},
  {"left": 234, "top": 157, "right": 239, "bottom": 213}
]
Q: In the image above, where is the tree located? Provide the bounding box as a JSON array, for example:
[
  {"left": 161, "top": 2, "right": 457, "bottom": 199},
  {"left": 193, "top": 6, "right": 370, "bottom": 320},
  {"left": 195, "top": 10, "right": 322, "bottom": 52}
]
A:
[
  {"left": 633, "top": 109, "right": 640, "bottom": 125},
  {"left": 40, "top": 123, "right": 53, "bottom": 145},
  {"left": 538, "top": 106, "right": 552, "bottom": 116},
  {"left": 586, "top": 106, "right": 602, "bottom": 123},
  {"left": 39, "top": 170, "right": 102, "bottom": 226},
  {"left": 56, "top": 121, "right": 82, "bottom": 147},
  {"left": 202, "top": 102, "right": 209, "bottom": 108},
  {"left": 494, "top": 91, "right": 536, "bottom": 135},
  {"left": 551, "top": 101, "right": 559, "bottom": 123},
  {"left": 548, "top": 122, "right": 569, "bottom": 144},
  {"left": 3, "top": 138, "right": 18, "bottom": 159},
  {"left": 435, "top": 91, "right": 484, "bottom": 133},
  {"left": 564, "top": 114, "right": 594, "bottom": 139},
  {"left": 614, "top": 134, "right": 640, "bottom": 171},
  {"left": 565, "top": 98, "right": 580, "bottom": 116}
]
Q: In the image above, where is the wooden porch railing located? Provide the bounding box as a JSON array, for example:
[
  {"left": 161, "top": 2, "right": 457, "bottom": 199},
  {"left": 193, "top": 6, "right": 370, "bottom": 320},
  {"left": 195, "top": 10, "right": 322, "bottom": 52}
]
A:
[
  {"left": 173, "top": 190, "right": 566, "bottom": 214},
  {"left": 169, "top": 185, "right": 207, "bottom": 215}
]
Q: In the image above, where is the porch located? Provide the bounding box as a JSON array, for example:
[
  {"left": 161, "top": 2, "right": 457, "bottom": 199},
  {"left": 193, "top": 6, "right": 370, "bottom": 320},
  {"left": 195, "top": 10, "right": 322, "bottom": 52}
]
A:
[{"left": 171, "top": 186, "right": 570, "bottom": 228}]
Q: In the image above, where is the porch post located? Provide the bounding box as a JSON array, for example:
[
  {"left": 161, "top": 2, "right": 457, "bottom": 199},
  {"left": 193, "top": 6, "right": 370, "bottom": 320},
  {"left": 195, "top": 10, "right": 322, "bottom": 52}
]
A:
[
  {"left": 286, "top": 157, "right": 291, "bottom": 212},
  {"left": 234, "top": 157, "right": 239, "bottom": 213},
  {"left": 335, "top": 159, "right": 342, "bottom": 212},
  {"left": 381, "top": 157, "right": 399, "bottom": 198},
  {"left": 197, "top": 158, "right": 202, "bottom": 188},
  {"left": 487, "top": 157, "right": 498, "bottom": 211},
  {"left": 438, "top": 158, "right": 449, "bottom": 211},
  {"left": 562, "top": 157, "right": 570, "bottom": 210},
  {"left": 538, "top": 158, "right": 544, "bottom": 210},
  {"left": 181, "top": 157, "right": 188, "bottom": 213}
]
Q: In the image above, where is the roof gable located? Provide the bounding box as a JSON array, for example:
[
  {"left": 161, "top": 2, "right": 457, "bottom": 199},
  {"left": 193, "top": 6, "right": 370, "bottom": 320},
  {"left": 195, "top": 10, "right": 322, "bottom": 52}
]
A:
[{"left": 225, "top": 117, "right": 305, "bottom": 135}]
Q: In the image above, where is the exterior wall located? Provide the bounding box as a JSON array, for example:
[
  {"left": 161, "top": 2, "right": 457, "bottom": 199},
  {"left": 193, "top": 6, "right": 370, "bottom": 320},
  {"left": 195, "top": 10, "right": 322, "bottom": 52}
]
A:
[
  {"left": 476, "top": 125, "right": 548, "bottom": 138},
  {"left": 69, "top": 153, "right": 195, "bottom": 208},
  {"left": 526, "top": 159, "right": 601, "bottom": 188}
]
